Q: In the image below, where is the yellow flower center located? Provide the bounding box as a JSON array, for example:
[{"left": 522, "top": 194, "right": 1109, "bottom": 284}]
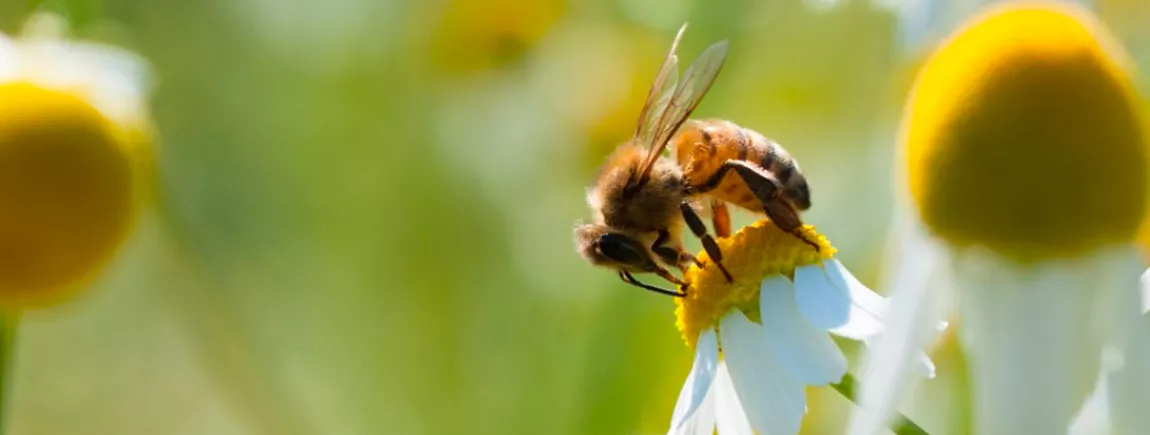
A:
[
  {"left": 428, "top": 0, "right": 563, "bottom": 72},
  {"left": 675, "top": 220, "right": 835, "bottom": 347},
  {"left": 0, "top": 83, "right": 138, "bottom": 307},
  {"left": 904, "top": 2, "right": 1148, "bottom": 261}
]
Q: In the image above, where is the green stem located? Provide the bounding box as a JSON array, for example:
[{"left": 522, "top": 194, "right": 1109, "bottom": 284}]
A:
[
  {"left": 0, "top": 311, "right": 19, "bottom": 435},
  {"left": 831, "top": 373, "right": 930, "bottom": 435}
]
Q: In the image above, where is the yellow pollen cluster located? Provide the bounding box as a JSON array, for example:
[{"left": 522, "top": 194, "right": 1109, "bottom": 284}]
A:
[
  {"left": 675, "top": 220, "right": 835, "bottom": 347},
  {"left": 904, "top": 2, "right": 1148, "bottom": 261}
]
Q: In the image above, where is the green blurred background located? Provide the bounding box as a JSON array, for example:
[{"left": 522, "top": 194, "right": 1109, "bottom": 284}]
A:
[{"left": 0, "top": 0, "right": 1147, "bottom": 434}]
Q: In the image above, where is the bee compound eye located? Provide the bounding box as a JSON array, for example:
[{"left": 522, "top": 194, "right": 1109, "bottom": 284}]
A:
[{"left": 597, "top": 234, "right": 648, "bottom": 268}]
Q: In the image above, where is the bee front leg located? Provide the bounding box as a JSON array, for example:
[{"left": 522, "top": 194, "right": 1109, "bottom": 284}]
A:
[
  {"left": 680, "top": 202, "right": 735, "bottom": 283},
  {"left": 651, "top": 230, "right": 680, "bottom": 267},
  {"left": 619, "top": 271, "right": 686, "bottom": 297},
  {"left": 651, "top": 229, "right": 701, "bottom": 273},
  {"left": 726, "top": 161, "right": 820, "bottom": 251}
]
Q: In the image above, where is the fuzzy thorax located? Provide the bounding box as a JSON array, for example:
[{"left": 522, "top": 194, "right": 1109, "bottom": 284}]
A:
[
  {"left": 904, "top": 2, "right": 1148, "bottom": 261},
  {"left": 675, "top": 220, "right": 835, "bottom": 347}
]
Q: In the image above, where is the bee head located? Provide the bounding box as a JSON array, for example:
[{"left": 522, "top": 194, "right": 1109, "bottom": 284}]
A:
[{"left": 574, "top": 223, "right": 655, "bottom": 272}]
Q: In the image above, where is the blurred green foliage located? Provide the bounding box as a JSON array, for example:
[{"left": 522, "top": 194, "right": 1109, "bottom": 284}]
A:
[{"left": 0, "top": 0, "right": 1147, "bottom": 434}]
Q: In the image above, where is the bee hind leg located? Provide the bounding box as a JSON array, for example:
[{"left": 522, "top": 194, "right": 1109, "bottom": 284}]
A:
[
  {"left": 765, "top": 200, "right": 821, "bottom": 251},
  {"left": 727, "top": 161, "right": 821, "bottom": 252},
  {"left": 679, "top": 202, "right": 735, "bottom": 283}
]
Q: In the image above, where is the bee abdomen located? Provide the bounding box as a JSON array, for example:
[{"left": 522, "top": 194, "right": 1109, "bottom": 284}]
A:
[{"left": 752, "top": 132, "right": 795, "bottom": 185}]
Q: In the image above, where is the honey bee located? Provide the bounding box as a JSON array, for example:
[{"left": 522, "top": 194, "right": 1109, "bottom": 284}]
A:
[{"left": 574, "top": 24, "right": 816, "bottom": 297}]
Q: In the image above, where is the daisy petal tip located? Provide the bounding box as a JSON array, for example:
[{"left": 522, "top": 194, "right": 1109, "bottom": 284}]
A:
[
  {"left": 795, "top": 260, "right": 887, "bottom": 340},
  {"left": 794, "top": 263, "right": 851, "bottom": 330},
  {"left": 669, "top": 329, "right": 719, "bottom": 430}
]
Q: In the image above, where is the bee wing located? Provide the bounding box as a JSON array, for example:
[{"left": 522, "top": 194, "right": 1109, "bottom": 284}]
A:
[
  {"left": 633, "top": 24, "right": 685, "bottom": 148},
  {"left": 634, "top": 38, "right": 730, "bottom": 187}
]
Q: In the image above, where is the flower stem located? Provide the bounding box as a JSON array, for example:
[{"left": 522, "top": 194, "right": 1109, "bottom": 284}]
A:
[
  {"left": 831, "top": 373, "right": 930, "bottom": 435},
  {"left": 0, "top": 311, "right": 19, "bottom": 435}
]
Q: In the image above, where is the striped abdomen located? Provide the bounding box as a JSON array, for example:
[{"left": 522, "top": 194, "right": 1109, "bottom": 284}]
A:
[{"left": 672, "top": 119, "right": 809, "bottom": 213}]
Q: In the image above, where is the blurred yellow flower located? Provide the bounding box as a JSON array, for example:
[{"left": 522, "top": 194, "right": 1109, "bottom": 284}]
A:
[
  {"left": 853, "top": 3, "right": 1150, "bottom": 434},
  {"left": 0, "top": 14, "right": 153, "bottom": 308},
  {"left": 667, "top": 220, "right": 933, "bottom": 435},
  {"left": 427, "top": 0, "right": 564, "bottom": 73}
]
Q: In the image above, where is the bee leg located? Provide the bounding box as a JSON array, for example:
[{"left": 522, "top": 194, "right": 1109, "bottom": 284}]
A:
[
  {"left": 727, "top": 161, "right": 821, "bottom": 251},
  {"left": 766, "top": 201, "right": 822, "bottom": 251},
  {"left": 711, "top": 200, "right": 731, "bottom": 238},
  {"left": 685, "top": 162, "right": 735, "bottom": 195},
  {"left": 619, "top": 271, "right": 686, "bottom": 297},
  {"left": 651, "top": 229, "right": 698, "bottom": 273},
  {"left": 651, "top": 266, "right": 691, "bottom": 289},
  {"left": 678, "top": 252, "right": 705, "bottom": 269},
  {"left": 680, "top": 202, "right": 735, "bottom": 283},
  {"left": 651, "top": 230, "right": 681, "bottom": 267}
]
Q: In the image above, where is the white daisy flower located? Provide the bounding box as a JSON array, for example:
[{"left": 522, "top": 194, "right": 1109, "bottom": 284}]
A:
[
  {"left": 666, "top": 221, "right": 934, "bottom": 435},
  {"left": 849, "top": 3, "right": 1150, "bottom": 434},
  {"left": 0, "top": 12, "right": 153, "bottom": 308}
]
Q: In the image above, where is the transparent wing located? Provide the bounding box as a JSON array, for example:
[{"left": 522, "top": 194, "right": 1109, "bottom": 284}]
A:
[
  {"left": 636, "top": 62, "right": 679, "bottom": 149},
  {"left": 635, "top": 38, "right": 730, "bottom": 185},
  {"left": 634, "top": 24, "right": 686, "bottom": 148}
]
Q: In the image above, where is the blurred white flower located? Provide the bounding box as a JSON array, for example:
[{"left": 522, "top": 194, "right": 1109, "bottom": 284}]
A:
[{"left": 850, "top": 3, "right": 1150, "bottom": 434}]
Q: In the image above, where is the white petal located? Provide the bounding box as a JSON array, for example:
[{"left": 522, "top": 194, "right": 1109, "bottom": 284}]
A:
[
  {"left": 1108, "top": 313, "right": 1150, "bottom": 435},
  {"left": 1089, "top": 247, "right": 1145, "bottom": 345},
  {"left": 794, "top": 260, "right": 884, "bottom": 339},
  {"left": 759, "top": 275, "right": 847, "bottom": 385},
  {"left": 713, "top": 362, "right": 755, "bottom": 435},
  {"left": 861, "top": 336, "right": 936, "bottom": 379},
  {"left": 719, "top": 310, "right": 806, "bottom": 435},
  {"left": 1070, "top": 376, "right": 1111, "bottom": 435},
  {"left": 848, "top": 221, "right": 949, "bottom": 435},
  {"left": 671, "top": 374, "right": 717, "bottom": 435},
  {"left": 953, "top": 247, "right": 1133, "bottom": 435},
  {"left": 1138, "top": 268, "right": 1150, "bottom": 314},
  {"left": 18, "top": 37, "right": 152, "bottom": 127},
  {"left": 0, "top": 34, "right": 17, "bottom": 82},
  {"left": 669, "top": 329, "right": 719, "bottom": 431},
  {"left": 825, "top": 259, "right": 889, "bottom": 338}
]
